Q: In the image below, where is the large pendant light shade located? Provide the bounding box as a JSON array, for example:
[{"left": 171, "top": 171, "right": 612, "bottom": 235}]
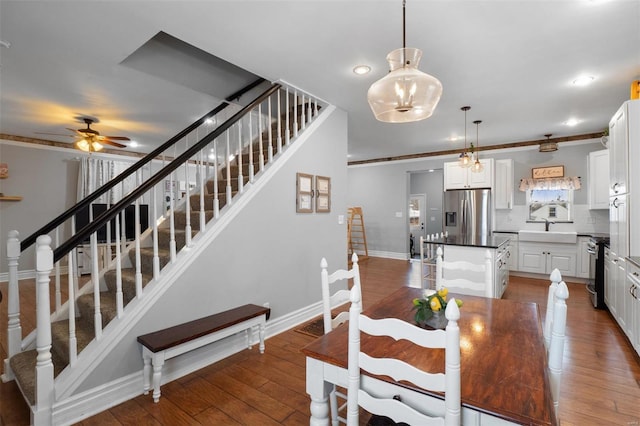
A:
[{"left": 367, "top": 1, "right": 443, "bottom": 123}]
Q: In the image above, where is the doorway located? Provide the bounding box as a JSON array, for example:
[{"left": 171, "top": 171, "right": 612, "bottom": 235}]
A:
[{"left": 409, "top": 194, "right": 427, "bottom": 259}]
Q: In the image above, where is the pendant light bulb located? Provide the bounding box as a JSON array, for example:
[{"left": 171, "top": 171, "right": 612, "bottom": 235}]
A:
[
  {"left": 367, "top": 0, "right": 442, "bottom": 123},
  {"left": 459, "top": 106, "right": 472, "bottom": 168},
  {"left": 471, "top": 120, "right": 484, "bottom": 173}
]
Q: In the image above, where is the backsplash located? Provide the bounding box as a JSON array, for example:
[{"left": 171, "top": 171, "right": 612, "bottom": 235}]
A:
[{"left": 494, "top": 204, "right": 609, "bottom": 234}]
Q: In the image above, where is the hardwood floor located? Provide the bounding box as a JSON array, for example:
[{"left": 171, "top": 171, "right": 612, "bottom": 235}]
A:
[{"left": 1, "top": 258, "right": 639, "bottom": 425}]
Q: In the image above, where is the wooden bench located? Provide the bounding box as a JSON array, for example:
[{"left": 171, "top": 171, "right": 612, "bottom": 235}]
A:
[{"left": 137, "top": 303, "right": 270, "bottom": 402}]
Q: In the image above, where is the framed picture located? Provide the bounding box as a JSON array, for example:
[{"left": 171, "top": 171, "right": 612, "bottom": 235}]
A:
[
  {"left": 532, "top": 165, "right": 564, "bottom": 179},
  {"left": 315, "top": 175, "right": 331, "bottom": 213},
  {"left": 296, "top": 173, "right": 314, "bottom": 213}
]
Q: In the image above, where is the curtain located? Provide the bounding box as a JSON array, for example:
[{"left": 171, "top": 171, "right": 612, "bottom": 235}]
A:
[
  {"left": 518, "top": 176, "right": 581, "bottom": 191},
  {"left": 76, "top": 157, "right": 137, "bottom": 203}
]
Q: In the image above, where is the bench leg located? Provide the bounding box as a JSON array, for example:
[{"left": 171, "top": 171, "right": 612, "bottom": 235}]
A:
[
  {"left": 142, "top": 354, "right": 151, "bottom": 395},
  {"left": 259, "top": 322, "right": 266, "bottom": 354},
  {"left": 246, "top": 328, "right": 253, "bottom": 350},
  {"left": 151, "top": 353, "right": 165, "bottom": 403}
]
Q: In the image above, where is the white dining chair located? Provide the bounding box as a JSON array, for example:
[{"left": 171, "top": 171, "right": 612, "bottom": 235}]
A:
[
  {"left": 548, "top": 279, "right": 569, "bottom": 420},
  {"left": 544, "top": 268, "right": 563, "bottom": 349},
  {"left": 435, "top": 246, "right": 493, "bottom": 298},
  {"left": 345, "top": 282, "right": 461, "bottom": 426},
  {"left": 320, "top": 252, "right": 362, "bottom": 426}
]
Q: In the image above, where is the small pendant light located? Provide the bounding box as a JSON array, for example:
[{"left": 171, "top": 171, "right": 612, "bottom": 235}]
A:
[
  {"left": 471, "top": 120, "right": 484, "bottom": 173},
  {"left": 458, "top": 106, "right": 472, "bottom": 168}
]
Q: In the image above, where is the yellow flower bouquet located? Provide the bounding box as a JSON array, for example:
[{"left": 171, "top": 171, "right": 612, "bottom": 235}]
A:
[{"left": 413, "top": 288, "right": 463, "bottom": 328}]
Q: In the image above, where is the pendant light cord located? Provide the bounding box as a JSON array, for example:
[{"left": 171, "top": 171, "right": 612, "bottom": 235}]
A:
[{"left": 402, "top": 0, "right": 406, "bottom": 50}]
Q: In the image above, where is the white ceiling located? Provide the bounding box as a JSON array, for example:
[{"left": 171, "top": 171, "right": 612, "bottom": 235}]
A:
[{"left": 1, "top": 1, "right": 639, "bottom": 162}]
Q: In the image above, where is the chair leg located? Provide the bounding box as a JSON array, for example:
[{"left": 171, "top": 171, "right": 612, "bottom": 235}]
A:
[{"left": 330, "top": 386, "right": 340, "bottom": 426}]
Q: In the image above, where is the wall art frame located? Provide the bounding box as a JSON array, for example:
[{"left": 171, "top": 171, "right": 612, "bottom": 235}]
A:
[
  {"left": 315, "top": 175, "right": 331, "bottom": 213},
  {"left": 296, "top": 172, "right": 314, "bottom": 213}
]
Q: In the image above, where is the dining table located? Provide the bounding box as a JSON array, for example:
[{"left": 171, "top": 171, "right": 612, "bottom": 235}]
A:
[{"left": 301, "top": 287, "right": 556, "bottom": 425}]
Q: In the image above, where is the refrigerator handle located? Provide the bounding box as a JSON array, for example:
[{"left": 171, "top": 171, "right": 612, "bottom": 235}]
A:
[{"left": 460, "top": 198, "right": 467, "bottom": 237}]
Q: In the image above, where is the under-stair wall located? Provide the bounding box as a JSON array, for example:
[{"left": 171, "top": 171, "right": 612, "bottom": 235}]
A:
[{"left": 72, "top": 102, "right": 347, "bottom": 396}]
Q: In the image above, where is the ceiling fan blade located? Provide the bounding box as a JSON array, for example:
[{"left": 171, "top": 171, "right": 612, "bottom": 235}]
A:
[
  {"left": 66, "top": 128, "right": 85, "bottom": 135},
  {"left": 101, "top": 139, "right": 127, "bottom": 148},
  {"left": 103, "top": 135, "right": 131, "bottom": 141}
]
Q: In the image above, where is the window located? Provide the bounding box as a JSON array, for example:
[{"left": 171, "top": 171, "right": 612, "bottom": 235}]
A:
[{"left": 527, "top": 189, "right": 573, "bottom": 222}]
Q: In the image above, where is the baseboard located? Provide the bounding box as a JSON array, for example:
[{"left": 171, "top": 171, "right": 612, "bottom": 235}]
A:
[
  {"left": 367, "top": 250, "right": 409, "bottom": 260},
  {"left": 509, "top": 271, "right": 587, "bottom": 284},
  {"left": 48, "top": 301, "right": 323, "bottom": 424}
]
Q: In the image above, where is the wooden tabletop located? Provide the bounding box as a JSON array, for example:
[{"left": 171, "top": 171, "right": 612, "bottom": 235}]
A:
[{"left": 301, "top": 287, "right": 555, "bottom": 426}]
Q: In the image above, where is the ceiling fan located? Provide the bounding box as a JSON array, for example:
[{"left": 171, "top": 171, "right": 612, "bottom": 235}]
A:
[{"left": 37, "top": 117, "right": 131, "bottom": 152}]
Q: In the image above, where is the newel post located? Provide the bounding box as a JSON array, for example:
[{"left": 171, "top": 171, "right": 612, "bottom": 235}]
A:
[
  {"left": 2, "top": 230, "right": 21, "bottom": 382},
  {"left": 33, "top": 235, "right": 54, "bottom": 424}
]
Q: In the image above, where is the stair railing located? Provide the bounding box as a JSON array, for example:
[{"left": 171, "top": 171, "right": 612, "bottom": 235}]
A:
[
  {"left": 2, "top": 78, "right": 264, "bottom": 379},
  {"left": 4, "top": 81, "right": 326, "bottom": 416}
]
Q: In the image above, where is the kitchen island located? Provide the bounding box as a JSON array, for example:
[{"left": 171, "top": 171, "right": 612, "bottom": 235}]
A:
[{"left": 424, "top": 235, "right": 511, "bottom": 298}]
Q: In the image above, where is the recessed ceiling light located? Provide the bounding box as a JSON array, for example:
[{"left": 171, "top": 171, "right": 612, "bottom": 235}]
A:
[
  {"left": 564, "top": 118, "right": 580, "bottom": 126},
  {"left": 129, "top": 141, "right": 139, "bottom": 148},
  {"left": 353, "top": 65, "right": 371, "bottom": 75},
  {"left": 448, "top": 135, "right": 460, "bottom": 142},
  {"left": 572, "top": 75, "right": 595, "bottom": 86}
]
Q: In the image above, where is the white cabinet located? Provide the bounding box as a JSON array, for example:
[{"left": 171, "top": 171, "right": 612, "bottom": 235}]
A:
[
  {"left": 576, "top": 236, "right": 591, "bottom": 279},
  {"left": 609, "top": 103, "right": 629, "bottom": 197},
  {"left": 495, "top": 159, "right": 514, "bottom": 209},
  {"left": 588, "top": 150, "right": 609, "bottom": 210},
  {"left": 493, "top": 232, "right": 518, "bottom": 271},
  {"left": 518, "top": 242, "right": 577, "bottom": 277},
  {"left": 625, "top": 261, "right": 640, "bottom": 356},
  {"left": 443, "top": 158, "right": 493, "bottom": 190}
]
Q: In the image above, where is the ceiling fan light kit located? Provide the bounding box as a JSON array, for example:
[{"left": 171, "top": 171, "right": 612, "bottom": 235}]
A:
[
  {"left": 367, "top": 0, "right": 442, "bottom": 123},
  {"left": 539, "top": 133, "right": 558, "bottom": 152}
]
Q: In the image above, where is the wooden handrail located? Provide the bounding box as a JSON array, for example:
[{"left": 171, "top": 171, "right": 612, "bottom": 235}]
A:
[
  {"left": 53, "top": 83, "right": 281, "bottom": 263},
  {"left": 20, "top": 78, "right": 266, "bottom": 252}
]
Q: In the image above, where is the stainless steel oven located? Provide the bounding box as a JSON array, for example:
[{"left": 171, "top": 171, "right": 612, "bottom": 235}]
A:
[{"left": 586, "top": 237, "right": 608, "bottom": 309}]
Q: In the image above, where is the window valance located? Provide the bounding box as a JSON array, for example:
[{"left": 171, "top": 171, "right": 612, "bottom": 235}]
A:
[{"left": 518, "top": 176, "right": 581, "bottom": 191}]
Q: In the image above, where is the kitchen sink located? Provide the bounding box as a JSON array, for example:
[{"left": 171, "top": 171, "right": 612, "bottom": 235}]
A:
[{"left": 518, "top": 230, "right": 578, "bottom": 244}]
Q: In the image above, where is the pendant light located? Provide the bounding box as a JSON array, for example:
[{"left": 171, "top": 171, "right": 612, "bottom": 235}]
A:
[
  {"left": 539, "top": 133, "right": 558, "bottom": 152},
  {"left": 367, "top": 0, "right": 443, "bottom": 123},
  {"left": 471, "top": 120, "right": 484, "bottom": 173},
  {"left": 458, "top": 106, "right": 472, "bottom": 168}
]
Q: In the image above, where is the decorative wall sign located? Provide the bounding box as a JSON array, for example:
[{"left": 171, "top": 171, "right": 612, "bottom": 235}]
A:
[
  {"left": 296, "top": 172, "right": 314, "bottom": 213},
  {"left": 0, "top": 163, "right": 8, "bottom": 179},
  {"left": 532, "top": 165, "right": 564, "bottom": 179},
  {"left": 315, "top": 175, "right": 331, "bottom": 213}
]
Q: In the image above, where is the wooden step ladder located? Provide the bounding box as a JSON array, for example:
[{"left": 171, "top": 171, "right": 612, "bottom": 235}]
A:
[{"left": 347, "top": 207, "right": 368, "bottom": 261}]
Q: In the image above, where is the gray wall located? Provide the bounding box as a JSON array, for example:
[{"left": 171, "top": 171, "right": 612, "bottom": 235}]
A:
[
  {"left": 347, "top": 139, "right": 609, "bottom": 258},
  {"left": 409, "top": 169, "right": 444, "bottom": 237},
  {"left": 77, "top": 107, "right": 349, "bottom": 391}
]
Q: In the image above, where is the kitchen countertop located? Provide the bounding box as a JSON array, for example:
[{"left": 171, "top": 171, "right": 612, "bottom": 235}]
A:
[
  {"left": 627, "top": 257, "right": 640, "bottom": 269},
  {"left": 494, "top": 230, "right": 610, "bottom": 241},
  {"left": 424, "top": 235, "right": 510, "bottom": 249}
]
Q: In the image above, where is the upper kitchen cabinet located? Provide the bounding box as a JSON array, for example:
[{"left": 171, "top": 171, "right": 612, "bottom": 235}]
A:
[
  {"left": 495, "top": 159, "right": 514, "bottom": 209},
  {"left": 609, "top": 100, "right": 639, "bottom": 197},
  {"left": 588, "top": 149, "right": 609, "bottom": 209},
  {"left": 444, "top": 158, "right": 494, "bottom": 190}
]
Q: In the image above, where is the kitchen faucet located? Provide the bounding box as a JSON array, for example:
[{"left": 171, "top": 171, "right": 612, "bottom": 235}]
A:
[{"left": 544, "top": 218, "right": 555, "bottom": 231}]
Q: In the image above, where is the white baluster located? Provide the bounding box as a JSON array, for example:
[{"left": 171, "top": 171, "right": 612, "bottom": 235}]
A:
[
  {"left": 301, "top": 94, "right": 306, "bottom": 130},
  {"left": 267, "top": 95, "right": 273, "bottom": 163},
  {"left": 115, "top": 213, "right": 123, "bottom": 317},
  {"left": 3, "top": 230, "right": 21, "bottom": 381},
  {"left": 276, "top": 89, "right": 283, "bottom": 154},
  {"left": 90, "top": 230, "right": 102, "bottom": 340},
  {"left": 152, "top": 190, "right": 160, "bottom": 280},
  {"left": 66, "top": 248, "right": 77, "bottom": 366},
  {"left": 54, "top": 227, "right": 61, "bottom": 312},
  {"left": 237, "top": 122, "right": 244, "bottom": 194},
  {"left": 248, "top": 110, "right": 255, "bottom": 182},
  {"left": 306, "top": 96, "right": 312, "bottom": 126},
  {"left": 169, "top": 145, "right": 177, "bottom": 261},
  {"left": 285, "top": 87, "right": 291, "bottom": 146},
  {"left": 34, "top": 235, "right": 54, "bottom": 424},
  {"left": 134, "top": 170, "right": 143, "bottom": 299},
  {"left": 293, "top": 90, "right": 299, "bottom": 138},
  {"left": 199, "top": 149, "right": 206, "bottom": 231},
  {"left": 212, "top": 143, "right": 220, "bottom": 218},
  {"left": 225, "top": 131, "right": 233, "bottom": 206},
  {"left": 184, "top": 140, "right": 192, "bottom": 248},
  {"left": 258, "top": 104, "right": 265, "bottom": 173}
]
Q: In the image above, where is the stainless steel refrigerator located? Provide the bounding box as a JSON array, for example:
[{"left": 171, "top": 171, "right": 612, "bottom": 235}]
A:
[{"left": 443, "top": 189, "right": 492, "bottom": 240}]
